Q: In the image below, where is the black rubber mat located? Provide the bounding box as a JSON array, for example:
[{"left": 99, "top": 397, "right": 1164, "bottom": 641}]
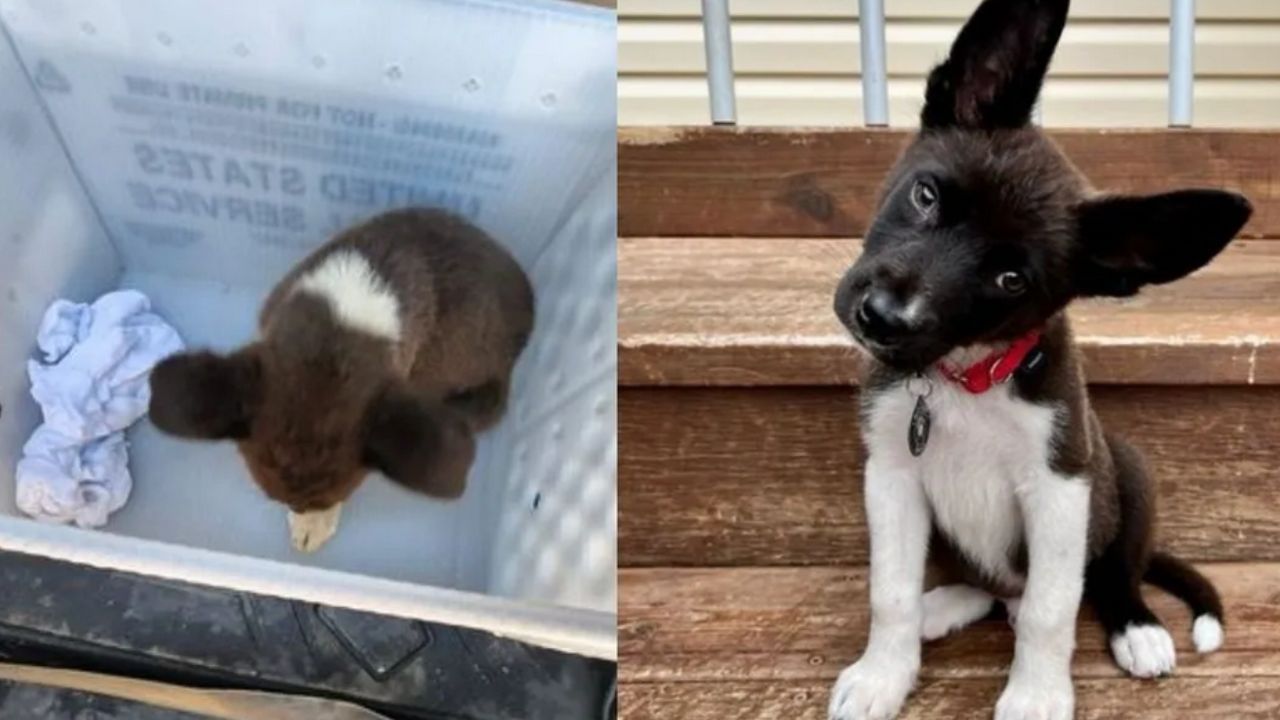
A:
[{"left": 0, "top": 550, "right": 615, "bottom": 720}]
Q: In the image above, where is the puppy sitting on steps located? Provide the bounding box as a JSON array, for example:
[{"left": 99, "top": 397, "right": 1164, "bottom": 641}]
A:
[
  {"left": 828, "top": 1, "right": 1251, "bottom": 718},
  {"left": 149, "top": 208, "right": 533, "bottom": 553}
]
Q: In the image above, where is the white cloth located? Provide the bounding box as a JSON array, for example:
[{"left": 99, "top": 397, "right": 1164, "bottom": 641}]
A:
[{"left": 16, "top": 290, "right": 184, "bottom": 527}]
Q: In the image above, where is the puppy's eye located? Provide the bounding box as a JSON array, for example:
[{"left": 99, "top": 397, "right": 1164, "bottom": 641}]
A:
[
  {"left": 910, "top": 179, "right": 938, "bottom": 215},
  {"left": 996, "top": 271, "right": 1028, "bottom": 295}
]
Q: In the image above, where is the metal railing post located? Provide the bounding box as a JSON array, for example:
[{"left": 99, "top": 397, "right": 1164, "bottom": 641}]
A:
[
  {"left": 858, "top": 0, "right": 889, "bottom": 126},
  {"left": 1169, "top": 0, "right": 1195, "bottom": 126},
  {"left": 701, "top": 0, "right": 737, "bottom": 125}
]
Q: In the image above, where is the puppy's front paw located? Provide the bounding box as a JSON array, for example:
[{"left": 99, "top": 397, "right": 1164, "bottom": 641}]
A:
[
  {"left": 1110, "top": 623, "right": 1176, "bottom": 678},
  {"left": 289, "top": 505, "right": 342, "bottom": 553},
  {"left": 994, "top": 674, "right": 1073, "bottom": 720},
  {"left": 828, "top": 657, "right": 916, "bottom": 720}
]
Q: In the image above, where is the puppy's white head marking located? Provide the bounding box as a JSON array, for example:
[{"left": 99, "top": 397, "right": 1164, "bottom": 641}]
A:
[{"left": 295, "top": 250, "right": 402, "bottom": 340}]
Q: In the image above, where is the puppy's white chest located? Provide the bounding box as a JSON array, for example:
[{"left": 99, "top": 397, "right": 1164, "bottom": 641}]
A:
[{"left": 864, "top": 379, "right": 1059, "bottom": 586}]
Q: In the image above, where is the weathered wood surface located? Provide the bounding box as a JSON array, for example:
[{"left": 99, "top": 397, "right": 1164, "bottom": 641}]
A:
[
  {"left": 619, "top": 677, "right": 1280, "bottom": 720},
  {"left": 618, "top": 127, "right": 1280, "bottom": 239},
  {"left": 618, "top": 563, "right": 1280, "bottom": 718},
  {"left": 619, "top": 386, "right": 1280, "bottom": 567},
  {"left": 618, "top": 564, "right": 1279, "bottom": 680},
  {"left": 618, "top": 238, "right": 1280, "bottom": 386}
]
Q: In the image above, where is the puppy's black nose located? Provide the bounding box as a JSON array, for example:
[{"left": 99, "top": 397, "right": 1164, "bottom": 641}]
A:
[{"left": 856, "top": 290, "right": 909, "bottom": 342}]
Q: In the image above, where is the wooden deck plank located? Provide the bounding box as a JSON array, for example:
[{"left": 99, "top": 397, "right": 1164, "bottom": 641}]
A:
[
  {"left": 619, "top": 677, "right": 1280, "bottom": 719},
  {"left": 618, "top": 127, "right": 1280, "bottom": 239},
  {"left": 618, "top": 238, "right": 1280, "bottom": 386},
  {"left": 618, "top": 564, "right": 1280, "bottom": 683},
  {"left": 619, "top": 386, "right": 1280, "bottom": 567},
  {"left": 618, "top": 564, "right": 1280, "bottom": 717}
]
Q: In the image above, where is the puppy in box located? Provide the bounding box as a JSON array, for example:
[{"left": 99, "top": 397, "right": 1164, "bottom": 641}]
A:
[
  {"left": 149, "top": 208, "right": 533, "bottom": 552},
  {"left": 828, "top": 0, "right": 1251, "bottom": 718}
]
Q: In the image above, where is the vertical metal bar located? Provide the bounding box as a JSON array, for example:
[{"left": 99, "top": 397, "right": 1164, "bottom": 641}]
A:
[
  {"left": 701, "top": 0, "right": 737, "bottom": 125},
  {"left": 1169, "top": 0, "right": 1195, "bottom": 126},
  {"left": 858, "top": 0, "right": 889, "bottom": 126}
]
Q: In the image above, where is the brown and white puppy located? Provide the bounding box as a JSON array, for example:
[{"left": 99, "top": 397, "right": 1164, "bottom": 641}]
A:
[
  {"left": 149, "top": 208, "right": 534, "bottom": 552},
  {"left": 828, "top": 1, "right": 1251, "bottom": 719}
]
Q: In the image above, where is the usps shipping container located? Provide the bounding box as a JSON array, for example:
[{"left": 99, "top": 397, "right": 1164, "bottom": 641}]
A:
[{"left": 0, "top": 0, "right": 616, "bottom": 661}]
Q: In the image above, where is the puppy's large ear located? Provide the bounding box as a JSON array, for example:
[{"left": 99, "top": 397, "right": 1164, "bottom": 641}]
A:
[
  {"left": 362, "top": 385, "right": 476, "bottom": 500},
  {"left": 922, "top": 0, "right": 1069, "bottom": 130},
  {"left": 148, "top": 347, "right": 262, "bottom": 439},
  {"left": 1074, "top": 190, "right": 1252, "bottom": 297}
]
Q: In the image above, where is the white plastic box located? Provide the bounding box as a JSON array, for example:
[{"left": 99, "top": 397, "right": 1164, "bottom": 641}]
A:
[{"left": 0, "top": 0, "right": 616, "bottom": 660}]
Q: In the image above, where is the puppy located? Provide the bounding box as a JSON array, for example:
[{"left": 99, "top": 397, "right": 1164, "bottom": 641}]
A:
[
  {"left": 149, "top": 208, "right": 534, "bottom": 552},
  {"left": 828, "top": 1, "right": 1251, "bottom": 718}
]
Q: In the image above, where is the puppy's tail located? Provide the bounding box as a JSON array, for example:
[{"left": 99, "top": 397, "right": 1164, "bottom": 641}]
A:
[{"left": 1145, "top": 551, "right": 1225, "bottom": 654}]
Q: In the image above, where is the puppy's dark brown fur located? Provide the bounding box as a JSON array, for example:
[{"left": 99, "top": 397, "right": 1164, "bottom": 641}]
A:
[{"left": 150, "top": 208, "right": 533, "bottom": 512}]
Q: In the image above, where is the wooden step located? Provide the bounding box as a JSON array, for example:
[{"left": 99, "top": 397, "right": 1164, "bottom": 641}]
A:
[
  {"left": 620, "top": 385, "right": 1280, "bottom": 567},
  {"left": 619, "top": 128, "right": 1280, "bottom": 239},
  {"left": 621, "top": 678, "right": 1280, "bottom": 720},
  {"left": 619, "top": 564, "right": 1280, "bottom": 719},
  {"left": 619, "top": 238, "right": 1280, "bottom": 386}
]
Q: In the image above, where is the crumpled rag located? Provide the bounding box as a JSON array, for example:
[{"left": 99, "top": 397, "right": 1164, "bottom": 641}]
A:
[{"left": 16, "top": 289, "right": 184, "bottom": 527}]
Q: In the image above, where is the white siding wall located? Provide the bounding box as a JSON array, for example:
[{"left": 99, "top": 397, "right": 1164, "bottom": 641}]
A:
[{"left": 619, "top": 0, "right": 1280, "bottom": 126}]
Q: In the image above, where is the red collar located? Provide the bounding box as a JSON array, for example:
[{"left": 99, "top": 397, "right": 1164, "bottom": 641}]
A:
[{"left": 936, "top": 330, "right": 1043, "bottom": 394}]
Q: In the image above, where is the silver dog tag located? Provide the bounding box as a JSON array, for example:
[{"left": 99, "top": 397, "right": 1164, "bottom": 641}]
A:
[{"left": 909, "top": 394, "right": 931, "bottom": 457}]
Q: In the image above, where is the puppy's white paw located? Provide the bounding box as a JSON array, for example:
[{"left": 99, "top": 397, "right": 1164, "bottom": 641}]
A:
[
  {"left": 289, "top": 504, "right": 342, "bottom": 553},
  {"left": 1110, "top": 623, "right": 1176, "bottom": 678},
  {"left": 921, "top": 585, "right": 995, "bottom": 642},
  {"left": 994, "top": 674, "right": 1073, "bottom": 720},
  {"left": 828, "top": 657, "right": 916, "bottom": 720},
  {"left": 1192, "top": 614, "right": 1224, "bottom": 654}
]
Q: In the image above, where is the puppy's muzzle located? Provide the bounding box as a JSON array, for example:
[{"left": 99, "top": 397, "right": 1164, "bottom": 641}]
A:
[{"left": 855, "top": 289, "right": 913, "bottom": 344}]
